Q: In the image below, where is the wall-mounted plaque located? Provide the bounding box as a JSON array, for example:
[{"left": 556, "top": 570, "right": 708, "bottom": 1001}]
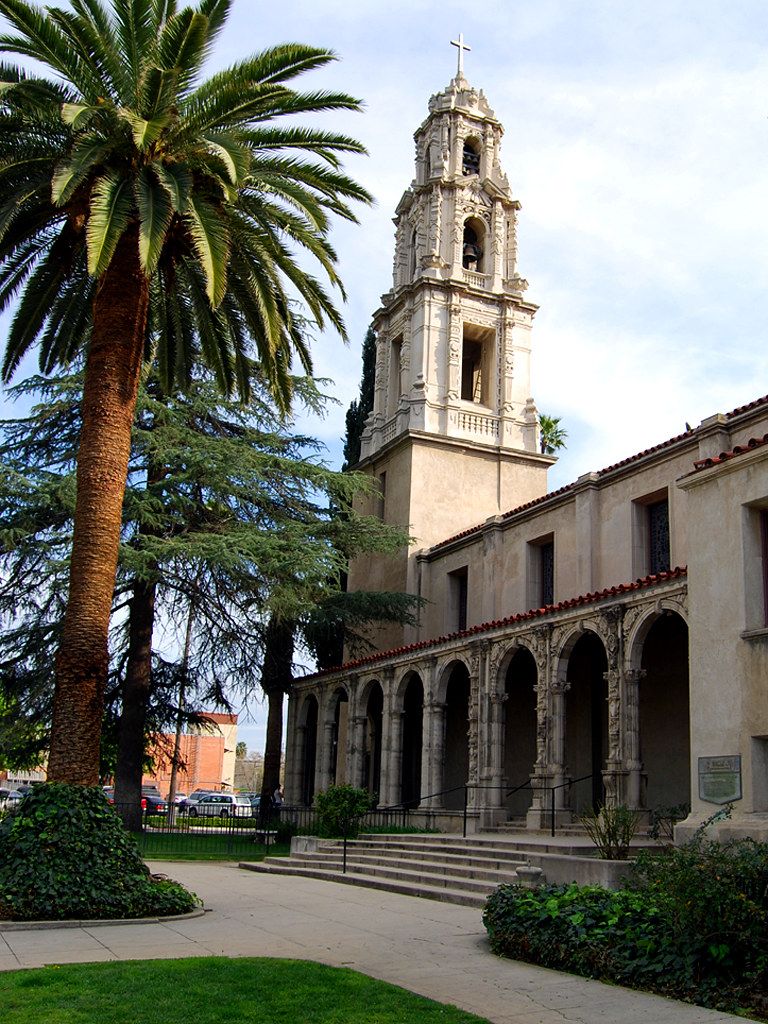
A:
[{"left": 698, "top": 754, "right": 742, "bottom": 805}]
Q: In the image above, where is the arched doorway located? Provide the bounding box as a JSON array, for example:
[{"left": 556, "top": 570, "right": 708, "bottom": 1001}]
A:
[
  {"left": 300, "top": 696, "right": 318, "bottom": 806},
  {"left": 400, "top": 674, "right": 423, "bottom": 808},
  {"left": 504, "top": 647, "right": 537, "bottom": 818},
  {"left": 565, "top": 632, "right": 608, "bottom": 812},
  {"left": 640, "top": 612, "right": 690, "bottom": 809},
  {"left": 364, "top": 683, "right": 383, "bottom": 801},
  {"left": 443, "top": 663, "right": 470, "bottom": 810}
]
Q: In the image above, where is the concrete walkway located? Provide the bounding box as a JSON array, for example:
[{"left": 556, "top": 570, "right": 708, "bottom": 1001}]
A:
[{"left": 0, "top": 860, "right": 746, "bottom": 1024}]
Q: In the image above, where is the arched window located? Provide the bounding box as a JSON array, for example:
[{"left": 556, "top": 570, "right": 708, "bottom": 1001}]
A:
[{"left": 462, "top": 137, "right": 481, "bottom": 176}]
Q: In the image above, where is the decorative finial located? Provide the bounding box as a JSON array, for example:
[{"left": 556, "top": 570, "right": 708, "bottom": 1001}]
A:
[{"left": 450, "top": 33, "right": 471, "bottom": 78}]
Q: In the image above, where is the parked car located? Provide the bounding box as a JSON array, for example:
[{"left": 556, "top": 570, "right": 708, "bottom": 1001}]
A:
[
  {"left": 178, "top": 790, "right": 213, "bottom": 813},
  {"left": 104, "top": 787, "right": 150, "bottom": 810},
  {"left": 142, "top": 792, "right": 167, "bottom": 815},
  {"left": 165, "top": 791, "right": 188, "bottom": 806},
  {"left": 187, "top": 793, "right": 253, "bottom": 819}
]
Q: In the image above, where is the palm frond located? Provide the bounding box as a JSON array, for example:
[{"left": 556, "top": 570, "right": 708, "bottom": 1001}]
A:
[
  {"left": 112, "top": 0, "right": 159, "bottom": 104},
  {"left": 135, "top": 166, "right": 174, "bottom": 274},
  {"left": 185, "top": 193, "right": 229, "bottom": 306},
  {"left": 155, "top": 8, "right": 209, "bottom": 91},
  {"left": 86, "top": 169, "right": 133, "bottom": 275}
]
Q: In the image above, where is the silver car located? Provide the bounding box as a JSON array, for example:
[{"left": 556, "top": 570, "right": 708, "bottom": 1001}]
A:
[{"left": 187, "top": 793, "right": 253, "bottom": 818}]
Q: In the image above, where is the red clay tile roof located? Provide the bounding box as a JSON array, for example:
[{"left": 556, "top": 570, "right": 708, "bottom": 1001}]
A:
[
  {"left": 593, "top": 430, "right": 693, "bottom": 476},
  {"left": 693, "top": 433, "right": 768, "bottom": 472},
  {"left": 726, "top": 394, "right": 768, "bottom": 418},
  {"left": 303, "top": 566, "right": 688, "bottom": 680}
]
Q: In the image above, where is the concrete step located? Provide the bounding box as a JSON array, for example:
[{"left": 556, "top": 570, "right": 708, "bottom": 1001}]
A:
[
  {"left": 239, "top": 832, "right": 539, "bottom": 907},
  {"left": 239, "top": 859, "right": 489, "bottom": 908},
  {"left": 358, "top": 831, "right": 601, "bottom": 857},
  {"left": 255, "top": 854, "right": 506, "bottom": 896},
  {"left": 284, "top": 850, "right": 524, "bottom": 887},
  {"left": 329, "top": 838, "right": 529, "bottom": 872}
]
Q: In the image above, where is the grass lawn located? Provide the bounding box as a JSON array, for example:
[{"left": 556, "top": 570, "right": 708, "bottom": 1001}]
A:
[
  {"left": 133, "top": 829, "right": 291, "bottom": 860},
  {"left": 0, "top": 957, "right": 492, "bottom": 1023}
]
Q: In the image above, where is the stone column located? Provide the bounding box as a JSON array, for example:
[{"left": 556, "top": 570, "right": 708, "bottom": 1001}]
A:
[
  {"left": 527, "top": 626, "right": 557, "bottom": 828},
  {"left": 601, "top": 606, "right": 626, "bottom": 807},
  {"left": 466, "top": 649, "right": 481, "bottom": 811},
  {"left": 420, "top": 656, "right": 441, "bottom": 806},
  {"left": 603, "top": 667, "right": 623, "bottom": 807},
  {"left": 488, "top": 691, "right": 508, "bottom": 811},
  {"left": 314, "top": 716, "right": 336, "bottom": 796},
  {"left": 547, "top": 679, "right": 571, "bottom": 823},
  {"left": 624, "top": 668, "right": 646, "bottom": 808},
  {"left": 446, "top": 301, "right": 462, "bottom": 403},
  {"left": 347, "top": 715, "right": 368, "bottom": 790},
  {"left": 283, "top": 695, "right": 300, "bottom": 804},
  {"left": 422, "top": 701, "right": 447, "bottom": 807},
  {"left": 378, "top": 669, "right": 398, "bottom": 806}
]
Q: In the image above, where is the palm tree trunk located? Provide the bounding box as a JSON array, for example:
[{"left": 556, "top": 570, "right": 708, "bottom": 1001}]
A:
[{"left": 48, "top": 227, "right": 149, "bottom": 786}]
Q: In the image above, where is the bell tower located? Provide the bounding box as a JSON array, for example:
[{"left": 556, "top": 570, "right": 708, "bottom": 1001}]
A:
[{"left": 349, "top": 51, "right": 553, "bottom": 643}]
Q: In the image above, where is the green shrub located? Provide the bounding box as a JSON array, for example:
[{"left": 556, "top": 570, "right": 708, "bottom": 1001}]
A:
[
  {"left": 648, "top": 802, "right": 690, "bottom": 844},
  {"left": 314, "top": 784, "right": 374, "bottom": 838},
  {"left": 0, "top": 783, "right": 199, "bottom": 920},
  {"left": 630, "top": 836, "right": 768, "bottom": 1004},
  {"left": 579, "top": 803, "right": 641, "bottom": 859},
  {"left": 483, "top": 834, "right": 768, "bottom": 1013}
]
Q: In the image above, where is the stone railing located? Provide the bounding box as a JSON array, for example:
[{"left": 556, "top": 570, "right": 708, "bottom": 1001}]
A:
[
  {"left": 456, "top": 408, "right": 499, "bottom": 441},
  {"left": 463, "top": 270, "right": 489, "bottom": 290}
]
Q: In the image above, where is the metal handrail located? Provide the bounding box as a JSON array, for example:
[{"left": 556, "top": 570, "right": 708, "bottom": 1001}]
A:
[{"left": 547, "top": 774, "right": 596, "bottom": 837}]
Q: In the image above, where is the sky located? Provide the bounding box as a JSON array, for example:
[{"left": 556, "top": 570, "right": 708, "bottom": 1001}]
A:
[{"left": 3, "top": 0, "right": 768, "bottom": 758}]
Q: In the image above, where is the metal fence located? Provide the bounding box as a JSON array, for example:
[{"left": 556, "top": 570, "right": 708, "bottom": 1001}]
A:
[{"left": 110, "top": 803, "right": 275, "bottom": 858}]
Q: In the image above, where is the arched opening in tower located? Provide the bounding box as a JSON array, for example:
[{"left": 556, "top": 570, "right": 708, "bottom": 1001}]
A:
[
  {"left": 462, "top": 221, "right": 483, "bottom": 271},
  {"left": 462, "top": 138, "right": 481, "bottom": 176}
]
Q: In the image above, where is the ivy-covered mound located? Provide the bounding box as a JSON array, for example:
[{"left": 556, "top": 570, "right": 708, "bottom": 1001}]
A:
[{"left": 0, "top": 783, "right": 198, "bottom": 921}]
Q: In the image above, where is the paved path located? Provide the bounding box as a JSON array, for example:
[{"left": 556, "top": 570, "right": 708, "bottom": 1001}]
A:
[{"left": 0, "top": 861, "right": 745, "bottom": 1024}]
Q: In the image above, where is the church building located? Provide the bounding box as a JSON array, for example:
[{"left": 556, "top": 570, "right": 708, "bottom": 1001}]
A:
[{"left": 284, "top": 60, "right": 768, "bottom": 844}]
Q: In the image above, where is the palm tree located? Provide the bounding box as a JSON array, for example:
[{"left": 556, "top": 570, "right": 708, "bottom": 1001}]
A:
[
  {"left": 538, "top": 413, "right": 568, "bottom": 455},
  {"left": 0, "top": 0, "right": 371, "bottom": 785}
]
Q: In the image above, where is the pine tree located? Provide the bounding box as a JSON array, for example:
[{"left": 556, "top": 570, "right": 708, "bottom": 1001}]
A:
[
  {"left": 343, "top": 325, "right": 377, "bottom": 469},
  {"left": 0, "top": 371, "right": 418, "bottom": 815}
]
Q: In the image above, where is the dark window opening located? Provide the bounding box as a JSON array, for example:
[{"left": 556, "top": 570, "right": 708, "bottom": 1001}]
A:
[
  {"left": 540, "top": 542, "right": 554, "bottom": 605},
  {"left": 461, "top": 339, "right": 483, "bottom": 402},
  {"left": 462, "top": 139, "right": 480, "bottom": 176},
  {"left": 449, "top": 567, "right": 468, "bottom": 632},
  {"left": 649, "top": 500, "right": 670, "bottom": 574},
  {"left": 462, "top": 223, "right": 483, "bottom": 271}
]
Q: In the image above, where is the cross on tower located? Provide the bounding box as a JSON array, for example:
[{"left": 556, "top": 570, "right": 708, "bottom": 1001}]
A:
[{"left": 450, "top": 33, "right": 471, "bottom": 78}]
